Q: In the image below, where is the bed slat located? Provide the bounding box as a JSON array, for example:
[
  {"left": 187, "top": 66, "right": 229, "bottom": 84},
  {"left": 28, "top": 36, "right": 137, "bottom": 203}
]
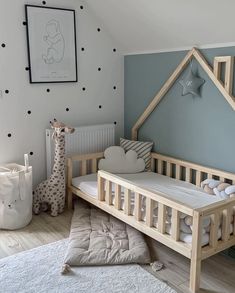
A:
[
  {"left": 221, "top": 208, "right": 231, "bottom": 241},
  {"left": 175, "top": 165, "right": 181, "bottom": 180},
  {"left": 114, "top": 184, "right": 121, "bottom": 210},
  {"left": 171, "top": 209, "right": 180, "bottom": 240},
  {"left": 135, "top": 193, "right": 142, "bottom": 221},
  {"left": 124, "top": 189, "right": 131, "bottom": 215},
  {"left": 105, "top": 181, "right": 112, "bottom": 205},
  {"left": 166, "top": 162, "right": 171, "bottom": 177},
  {"left": 98, "top": 176, "right": 105, "bottom": 201},
  {"left": 81, "top": 160, "right": 87, "bottom": 176},
  {"left": 185, "top": 168, "right": 191, "bottom": 183},
  {"left": 158, "top": 203, "right": 166, "bottom": 233},
  {"left": 196, "top": 171, "right": 202, "bottom": 187},
  {"left": 209, "top": 212, "right": 220, "bottom": 247},
  {"left": 158, "top": 160, "right": 163, "bottom": 175},
  {"left": 207, "top": 173, "right": 213, "bottom": 179},
  {"left": 91, "top": 159, "right": 97, "bottom": 173},
  {"left": 146, "top": 198, "right": 153, "bottom": 227}
]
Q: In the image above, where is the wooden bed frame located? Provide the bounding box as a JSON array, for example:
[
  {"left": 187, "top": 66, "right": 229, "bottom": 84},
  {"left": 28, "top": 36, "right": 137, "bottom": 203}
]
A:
[{"left": 67, "top": 151, "right": 235, "bottom": 293}]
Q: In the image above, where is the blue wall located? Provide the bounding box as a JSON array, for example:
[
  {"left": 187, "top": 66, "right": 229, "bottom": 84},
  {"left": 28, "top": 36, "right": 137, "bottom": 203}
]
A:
[{"left": 124, "top": 47, "right": 235, "bottom": 173}]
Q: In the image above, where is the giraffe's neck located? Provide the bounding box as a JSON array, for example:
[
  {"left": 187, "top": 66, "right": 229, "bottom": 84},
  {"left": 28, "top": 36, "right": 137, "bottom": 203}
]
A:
[{"left": 52, "top": 136, "right": 65, "bottom": 175}]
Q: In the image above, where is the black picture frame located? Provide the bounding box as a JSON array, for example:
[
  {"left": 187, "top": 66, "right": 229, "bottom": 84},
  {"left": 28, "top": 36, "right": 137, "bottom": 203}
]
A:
[{"left": 25, "top": 5, "right": 78, "bottom": 83}]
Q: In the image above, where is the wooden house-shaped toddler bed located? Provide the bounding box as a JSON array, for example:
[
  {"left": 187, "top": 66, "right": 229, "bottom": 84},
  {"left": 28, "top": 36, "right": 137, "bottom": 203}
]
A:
[{"left": 67, "top": 48, "right": 235, "bottom": 293}]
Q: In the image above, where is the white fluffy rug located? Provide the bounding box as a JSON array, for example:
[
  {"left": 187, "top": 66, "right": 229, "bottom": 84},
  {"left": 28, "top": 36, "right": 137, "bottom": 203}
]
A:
[{"left": 0, "top": 239, "right": 176, "bottom": 293}]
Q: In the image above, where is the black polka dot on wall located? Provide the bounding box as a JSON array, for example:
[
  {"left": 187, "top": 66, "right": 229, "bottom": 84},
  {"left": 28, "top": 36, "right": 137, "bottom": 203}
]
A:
[
  {"left": 66, "top": 108, "right": 69, "bottom": 112},
  {"left": 113, "top": 86, "right": 117, "bottom": 90},
  {"left": 30, "top": 151, "right": 33, "bottom": 156},
  {"left": 1, "top": 43, "right": 6, "bottom": 48},
  {"left": 23, "top": 21, "right": 27, "bottom": 26},
  {"left": 47, "top": 89, "right": 50, "bottom": 93},
  {"left": 27, "top": 110, "right": 31, "bottom": 115},
  {"left": 98, "top": 67, "right": 101, "bottom": 71},
  {"left": 25, "top": 67, "right": 29, "bottom": 71},
  {"left": 81, "top": 47, "right": 85, "bottom": 51},
  {"left": 99, "top": 105, "right": 102, "bottom": 109},
  {"left": 42, "top": 1, "right": 46, "bottom": 5},
  {"left": 114, "top": 121, "right": 117, "bottom": 125},
  {"left": 7, "top": 133, "right": 12, "bottom": 138},
  {"left": 5, "top": 90, "right": 9, "bottom": 94},
  {"left": 82, "top": 87, "right": 86, "bottom": 91},
  {"left": 97, "top": 28, "right": 101, "bottom": 32},
  {"left": 113, "top": 48, "right": 116, "bottom": 52},
  {"left": 80, "top": 5, "right": 83, "bottom": 9}
]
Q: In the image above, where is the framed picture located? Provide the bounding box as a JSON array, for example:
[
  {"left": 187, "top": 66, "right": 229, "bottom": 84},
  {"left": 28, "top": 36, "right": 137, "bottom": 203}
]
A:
[{"left": 25, "top": 5, "right": 77, "bottom": 83}]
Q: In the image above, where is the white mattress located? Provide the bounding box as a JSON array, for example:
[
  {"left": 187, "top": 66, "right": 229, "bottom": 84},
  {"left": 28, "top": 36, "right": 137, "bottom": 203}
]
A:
[{"left": 72, "top": 172, "right": 221, "bottom": 209}]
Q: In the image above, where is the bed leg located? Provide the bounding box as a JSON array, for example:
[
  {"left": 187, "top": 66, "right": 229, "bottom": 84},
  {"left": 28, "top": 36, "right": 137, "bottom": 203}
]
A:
[
  {"left": 189, "top": 210, "right": 202, "bottom": 293},
  {"left": 189, "top": 258, "right": 201, "bottom": 293},
  {"left": 67, "top": 190, "right": 73, "bottom": 210}
]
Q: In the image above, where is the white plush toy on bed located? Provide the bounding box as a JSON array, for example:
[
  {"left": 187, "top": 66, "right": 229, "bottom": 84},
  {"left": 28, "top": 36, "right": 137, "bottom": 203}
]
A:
[{"left": 98, "top": 146, "right": 145, "bottom": 174}]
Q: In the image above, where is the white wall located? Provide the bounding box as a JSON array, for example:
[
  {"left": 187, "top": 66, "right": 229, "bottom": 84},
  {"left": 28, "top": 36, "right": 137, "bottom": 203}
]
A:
[{"left": 0, "top": 0, "right": 124, "bottom": 186}]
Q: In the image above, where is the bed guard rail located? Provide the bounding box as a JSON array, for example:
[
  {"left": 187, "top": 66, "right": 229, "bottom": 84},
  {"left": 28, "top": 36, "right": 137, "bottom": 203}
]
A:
[
  {"left": 98, "top": 171, "right": 235, "bottom": 258},
  {"left": 97, "top": 170, "right": 194, "bottom": 258}
]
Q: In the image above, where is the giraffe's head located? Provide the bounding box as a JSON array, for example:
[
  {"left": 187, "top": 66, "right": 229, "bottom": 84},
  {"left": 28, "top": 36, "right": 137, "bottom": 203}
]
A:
[{"left": 50, "top": 119, "right": 75, "bottom": 139}]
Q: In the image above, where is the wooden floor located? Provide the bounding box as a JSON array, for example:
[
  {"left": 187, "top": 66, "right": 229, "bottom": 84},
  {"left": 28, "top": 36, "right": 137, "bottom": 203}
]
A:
[
  {"left": 0, "top": 209, "right": 235, "bottom": 293},
  {"left": 0, "top": 210, "right": 72, "bottom": 258}
]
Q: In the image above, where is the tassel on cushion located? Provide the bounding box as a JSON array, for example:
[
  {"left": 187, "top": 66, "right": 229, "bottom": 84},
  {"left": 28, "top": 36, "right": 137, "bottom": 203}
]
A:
[
  {"left": 151, "top": 261, "right": 164, "bottom": 272},
  {"left": 61, "top": 264, "right": 71, "bottom": 275}
]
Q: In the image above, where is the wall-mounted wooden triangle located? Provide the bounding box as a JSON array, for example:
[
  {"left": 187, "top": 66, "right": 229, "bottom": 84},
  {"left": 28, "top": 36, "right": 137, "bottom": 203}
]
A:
[{"left": 131, "top": 48, "right": 235, "bottom": 140}]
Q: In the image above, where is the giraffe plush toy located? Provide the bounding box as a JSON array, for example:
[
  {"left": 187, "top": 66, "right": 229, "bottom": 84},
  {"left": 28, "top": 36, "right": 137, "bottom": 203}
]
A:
[{"left": 33, "top": 119, "right": 75, "bottom": 216}]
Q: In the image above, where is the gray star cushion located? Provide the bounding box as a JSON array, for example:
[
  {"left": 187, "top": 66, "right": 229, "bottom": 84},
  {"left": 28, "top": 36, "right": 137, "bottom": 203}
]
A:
[{"left": 179, "top": 69, "right": 205, "bottom": 96}]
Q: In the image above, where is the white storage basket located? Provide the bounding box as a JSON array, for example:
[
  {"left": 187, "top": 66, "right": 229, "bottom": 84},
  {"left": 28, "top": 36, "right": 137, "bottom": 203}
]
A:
[{"left": 0, "top": 155, "right": 32, "bottom": 230}]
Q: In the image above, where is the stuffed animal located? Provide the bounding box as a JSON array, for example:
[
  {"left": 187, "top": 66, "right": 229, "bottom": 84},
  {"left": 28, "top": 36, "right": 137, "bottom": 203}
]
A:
[{"left": 33, "top": 119, "right": 75, "bottom": 216}]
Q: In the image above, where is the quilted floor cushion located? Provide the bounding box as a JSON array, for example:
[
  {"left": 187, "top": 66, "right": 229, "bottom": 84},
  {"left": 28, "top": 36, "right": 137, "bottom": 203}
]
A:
[{"left": 64, "top": 200, "right": 151, "bottom": 266}]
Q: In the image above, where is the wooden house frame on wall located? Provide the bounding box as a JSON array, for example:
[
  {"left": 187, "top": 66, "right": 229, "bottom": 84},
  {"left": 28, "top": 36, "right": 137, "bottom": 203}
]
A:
[
  {"left": 131, "top": 48, "right": 235, "bottom": 140},
  {"left": 214, "top": 56, "right": 234, "bottom": 95}
]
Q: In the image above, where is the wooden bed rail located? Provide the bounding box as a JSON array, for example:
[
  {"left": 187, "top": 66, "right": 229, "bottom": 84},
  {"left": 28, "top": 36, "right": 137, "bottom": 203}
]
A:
[
  {"left": 98, "top": 170, "right": 194, "bottom": 216},
  {"left": 151, "top": 152, "right": 235, "bottom": 272},
  {"left": 151, "top": 152, "right": 235, "bottom": 186},
  {"left": 66, "top": 152, "right": 103, "bottom": 208},
  {"left": 97, "top": 170, "right": 193, "bottom": 258},
  {"left": 67, "top": 152, "right": 103, "bottom": 176},
  {"left": 197, "top": 197, "right": 235, "bottom": 260}
]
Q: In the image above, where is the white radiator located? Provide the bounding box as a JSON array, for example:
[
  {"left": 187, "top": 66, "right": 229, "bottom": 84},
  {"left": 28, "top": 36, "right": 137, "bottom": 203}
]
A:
[{"left": 46, "top": 124, "right": 115, "bottom": 178}]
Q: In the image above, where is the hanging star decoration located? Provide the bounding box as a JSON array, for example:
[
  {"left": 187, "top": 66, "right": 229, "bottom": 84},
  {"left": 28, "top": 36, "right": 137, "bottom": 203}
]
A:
[{"left": 179, "top": 66, "right": 205, "bottom": 97}]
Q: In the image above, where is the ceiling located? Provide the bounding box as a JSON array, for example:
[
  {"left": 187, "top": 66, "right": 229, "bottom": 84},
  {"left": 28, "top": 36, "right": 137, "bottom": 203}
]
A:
[{"left": 86, "top": 0, "right": 235, "bottom": 55}]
